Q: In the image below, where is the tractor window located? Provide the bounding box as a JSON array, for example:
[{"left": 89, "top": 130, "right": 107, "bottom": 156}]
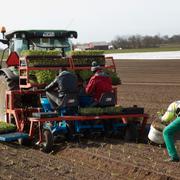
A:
[
  {"left": 29, "top": 38, "right": 72, "bottom": 52},
  {"left": 11, "top": 38, "right": 28, "bottom": 55},
  {"left": 41, "top": 38, "right": 50, "bottom": 45}
]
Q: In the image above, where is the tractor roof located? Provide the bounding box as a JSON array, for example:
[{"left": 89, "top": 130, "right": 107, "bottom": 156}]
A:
[{"left": 5, "top": 30, "right": 78, "bottom": 40}]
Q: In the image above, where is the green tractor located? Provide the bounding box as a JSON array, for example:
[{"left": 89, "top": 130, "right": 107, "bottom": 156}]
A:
[{"left": 0, "top": 26, "right": 77, "bottom": 121}]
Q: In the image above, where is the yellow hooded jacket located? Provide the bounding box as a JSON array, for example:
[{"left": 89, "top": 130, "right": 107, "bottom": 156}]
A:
[{"left": 161, "top": 101, "right": 180, "bottom": 124}]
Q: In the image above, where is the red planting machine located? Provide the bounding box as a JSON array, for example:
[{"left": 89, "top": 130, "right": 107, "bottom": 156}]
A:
[{"left": 0, "top": 26, "right": 148, "bottom": 152}]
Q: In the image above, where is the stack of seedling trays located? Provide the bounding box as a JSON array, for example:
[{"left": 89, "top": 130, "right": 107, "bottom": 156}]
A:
[
  {"left": 77, "top": 69, "right": 121, "bottom": 85},
  {"left": 79, "top": 106, "right": 144, "bottom": 123},
  {"left": 30, "top": 70, "right": 58, "bottom": 84},
  {"left": 0, "top": 121, "right": 16, "bottom": 134},
  {"left": 121, "top": 106, "right": 144, "bottom": 115},
  {"left": 121, "top": 106, "right": 144, "bottom": 122},
  {"left": 79, "top": 105, "right": 123, "bottom": 116},
  {"left": 72, "top": 50, "right": 105, "bottom": 66},
  {"left": 73, "top": 50, "right": 121, "bottom": 85},
  {"left": 21, "top": 50, "right": 69, "bottom": 67},
  {"left": 21, "top": 50, "right": 62, "bottom": 84},
  {"left": 105, "top": 69, "right": 121, "bottom": 85}
]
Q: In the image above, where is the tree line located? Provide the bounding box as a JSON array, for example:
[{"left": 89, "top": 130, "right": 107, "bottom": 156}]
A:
[{"left": 111, "top": 34, "right": 180, "bottom": 49}]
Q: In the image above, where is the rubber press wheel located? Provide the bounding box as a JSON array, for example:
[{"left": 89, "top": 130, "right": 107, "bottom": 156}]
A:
[
  {"left": 41, "top": 129, "right": 54, "bottom": 153},
  {"left": 18, "top": 138, "right": 32, "bottom": 146}
]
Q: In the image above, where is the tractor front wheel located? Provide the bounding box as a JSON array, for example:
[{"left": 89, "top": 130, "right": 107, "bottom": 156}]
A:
[{"left": 0, "top": 73, "right": 18, "bottom": 121}]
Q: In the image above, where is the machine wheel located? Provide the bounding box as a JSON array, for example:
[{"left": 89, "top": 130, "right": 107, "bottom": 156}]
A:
[
  {"left": 41, "top": 129, "right": 54, "bottom": 153},
  {"left": 0, "top": 73, "right": 18, "bottom": 121},
  {"left": 124, "top": 122, "right": 139, "bottom": 142},
  {"left": 64, "top": 121, "right": 76, "bottom": 141},
  {"left": 138, "top": 124, "right": 151, "bottom": 143},
  {"left": 18, "top": 138, "right": 32, "bottom": 146},
  {"left": 103, "top": 120, "right": 113, "bottom": 138}
]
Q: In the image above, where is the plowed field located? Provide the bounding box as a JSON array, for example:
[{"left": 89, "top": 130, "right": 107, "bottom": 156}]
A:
[{"left": 1, "top": 59, "right": 180, "bottom": 180}]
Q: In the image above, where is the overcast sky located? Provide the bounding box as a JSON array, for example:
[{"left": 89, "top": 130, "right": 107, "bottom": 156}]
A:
[{"left": 0, "top": 0, "right": 180, "bottom": 43}]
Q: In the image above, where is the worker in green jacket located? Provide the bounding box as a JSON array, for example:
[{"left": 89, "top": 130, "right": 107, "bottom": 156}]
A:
[{"left": 160, "top": 101, "right": 180, "bottom": 162}]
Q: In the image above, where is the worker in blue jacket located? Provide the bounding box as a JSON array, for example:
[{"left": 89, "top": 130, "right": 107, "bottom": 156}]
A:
[{"left": 159, "top": 101, "right": 180, "bottom": 162}]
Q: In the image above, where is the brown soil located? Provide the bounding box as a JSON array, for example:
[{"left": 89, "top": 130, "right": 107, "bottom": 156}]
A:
[{"left": 1, "top": 59, "right": 180, "bottom": 180}]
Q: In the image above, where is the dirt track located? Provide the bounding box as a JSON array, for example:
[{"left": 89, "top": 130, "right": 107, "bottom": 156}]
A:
[{"left": 1, "top": 59, "right": 180, "bottom": 180}]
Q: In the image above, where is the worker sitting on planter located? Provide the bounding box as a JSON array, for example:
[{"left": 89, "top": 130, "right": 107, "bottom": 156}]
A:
[
  {"left": 45, "top": 67, "right": 78, "bottom": 114},
  {"left": 85, "top": 61, "right": 115, "bottom": 133},
  {"left": 159, "top": 101, "right": 180, "bottom": 162},
  {"left": 85, "top": 61, "right": 115, "bottom": 107}
]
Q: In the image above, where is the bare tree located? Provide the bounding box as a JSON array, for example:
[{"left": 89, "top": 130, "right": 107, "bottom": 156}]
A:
[{"left": 111, "top": 34, "right": 180, "bottom": 49}]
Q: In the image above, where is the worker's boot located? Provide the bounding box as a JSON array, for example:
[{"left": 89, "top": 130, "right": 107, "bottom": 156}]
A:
[{"left": 164, "top": 158, "right": 179, "bottom": 162}]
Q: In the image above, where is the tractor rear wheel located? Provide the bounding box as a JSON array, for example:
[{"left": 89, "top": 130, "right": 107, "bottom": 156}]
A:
[
  {"left": 0, "top": 73, "right": 18, "bottom": 121},
  {"left": 41, "top": 129, "right": 54, "bottom": 153}
]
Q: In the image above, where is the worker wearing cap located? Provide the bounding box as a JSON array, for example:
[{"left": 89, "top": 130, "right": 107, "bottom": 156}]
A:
[
  {"left": 159, "top": 101, "right": 180, "bottom": 162},
  {"left": 85, "top": 61, "right": 112, "bottom": 105}
]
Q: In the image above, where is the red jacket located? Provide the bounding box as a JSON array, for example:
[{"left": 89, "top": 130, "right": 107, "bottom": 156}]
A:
[{"left": 85, "top": 70, "right": 112, "bottom": 102}]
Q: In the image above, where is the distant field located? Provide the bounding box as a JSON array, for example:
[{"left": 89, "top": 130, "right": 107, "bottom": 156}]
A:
[
  {"left": 1, "top": 44, "right": 180, "bottom": 58},
  {"left": 104, "top": 44, "right": 180, "bottom": 54}
]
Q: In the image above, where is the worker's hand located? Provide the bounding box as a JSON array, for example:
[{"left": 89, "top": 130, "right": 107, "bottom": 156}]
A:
[
  {"left": 161, "top": 121, "right": 168, "bottom": 126},
  {"left": 157, "top": 109, "right": 164, "bottom": 119},
  {"left": 157, "top": 111, "right": 163, "bottom": 120}
]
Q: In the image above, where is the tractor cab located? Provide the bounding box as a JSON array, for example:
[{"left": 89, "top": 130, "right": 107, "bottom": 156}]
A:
[
  {"left": 0, "top": 27, "right": 78, "bottom": 59},
  {"left": 0, "top": 27, "right": 78, "bottom": 122}
]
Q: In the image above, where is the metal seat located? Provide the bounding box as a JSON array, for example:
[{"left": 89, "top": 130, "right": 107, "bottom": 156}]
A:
[
  {"left": 98, "top": 92, "right": 116, "bottom": 107},
  {"left": 60, "top": 94, "right": 79, "bottom": 108},
  {"left": 57, "top": 94, "right": 79, "bottom": 116}
]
